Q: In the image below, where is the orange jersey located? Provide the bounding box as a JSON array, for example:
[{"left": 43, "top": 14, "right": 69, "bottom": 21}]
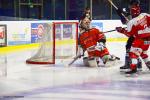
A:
[{"left": 79, "top": 28, "right": 105, "bottom": 50}]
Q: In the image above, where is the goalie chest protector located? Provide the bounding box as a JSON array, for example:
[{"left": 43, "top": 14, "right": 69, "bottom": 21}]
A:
[{"left": 79, "top": 28, "right": 104, "bottom": 50}]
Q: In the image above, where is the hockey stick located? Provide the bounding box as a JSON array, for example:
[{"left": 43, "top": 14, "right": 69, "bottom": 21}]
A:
[
  {"left": 68, "top": 54, "right": 83, "bottom": 66},
  {"left": 103, "top": 29, "right": 116, "bottom": 33},
  {"left": 107, "top": 0, "right": 129, "bottom": 22},
  {"left": 103, "top": 26, "right": 127, "bottom": 33},
  {"left": 108, "top": 0, "right": 118, "bottom": 9}
]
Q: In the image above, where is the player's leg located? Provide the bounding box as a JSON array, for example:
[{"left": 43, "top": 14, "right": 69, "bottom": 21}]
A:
[
  {"left": 88, "top": 57, "right": 99, "bottom": 67},
  {"left": 98, "top": 48, "right": 118, "bottom": 67},
  {"left": 86, "top": 51, "right": 99, "bottom": 67},
  {"left": 120, "top": 36, "right": 134, "bottom": 71},
  {"left": 140, "top": 45, "right": 150, "bottom": 70},
  {"left": 97, "top": 48, "right": 110, "bottom": 64},
  {"left": 137, "top": 58, "right": 142, "bottom": 72},
  {"left": 83, "top": 57, "right": 89, "bottom": 66},
  {"left": 125, "top": 39, "right": 142, "bottom": 76},
  {"left": 83, "top": 56, "right": 100, "bottom": 67},
  {"left": 145, "top": 61, "right": 150, "bottom": 70},
  {"left": 86, "top": 48, "right": 109, "bottom": 67}
]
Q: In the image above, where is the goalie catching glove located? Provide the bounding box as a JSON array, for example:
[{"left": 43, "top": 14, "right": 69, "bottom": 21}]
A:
[{"left": 95, "top": 42, "right": 105, "bottom": 51}]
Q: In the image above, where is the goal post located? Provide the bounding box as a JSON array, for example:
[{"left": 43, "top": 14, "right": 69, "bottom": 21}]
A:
[
  {"left": 54, "top": 22, "right": 79, "bottom": 59},
  {"left": 26, "top": 21, "right": 78, "bottom": 64}
]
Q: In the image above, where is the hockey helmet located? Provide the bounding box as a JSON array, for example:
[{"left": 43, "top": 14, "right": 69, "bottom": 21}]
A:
[
  {"left": 130, "top": 0, "right": 140, "bottom": 6},
  {"left": 130, "top": 5, "right": 141, "bottom": 18},
  {"left": 80, "top": 17, "right": 91, "bottom": 31}
]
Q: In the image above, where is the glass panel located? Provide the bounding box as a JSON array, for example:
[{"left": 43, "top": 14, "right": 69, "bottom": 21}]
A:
[
  {"left": 0, "top": 0, "right": 149, "bottom": 20},
  {"left": 20, "top": 5, "right": 42, "bottom": 19},
  {"left": 140, "top": 0, "right": 149, "bottom": 12},
  {"left": 92, "top": 0, "right": 110, "bottom": 20},
  {"left": 20, "top": 0, "right": 42, "bottom": 3},
  {"left": 112, "top": 0, "right": 150, "bottom": 19},
  {"left": 43, "top": 0, "right": 54, "bottom": 20},
  {"left": 55, "top": 0, "right": 65, "bottom": 20},
  {"left": 67, "top": 0, "right": 85, "bottom": 20},
  {"left": 20, "top": 0, "right": 28, "bottom": 3},
  {"left": 111, "top": 0, "right": 129, "bottom": 19},
  {"left": 0, "top": 0, "right": 14, "bottom": 16}
]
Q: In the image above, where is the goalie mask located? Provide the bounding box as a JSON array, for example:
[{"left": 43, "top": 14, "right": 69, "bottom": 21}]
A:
[{"left": 80, "top": 17, "right": 91, "bottom": 31}]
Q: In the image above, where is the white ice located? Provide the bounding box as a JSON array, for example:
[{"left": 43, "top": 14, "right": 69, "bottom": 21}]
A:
[{"left": 0, "top": 42, "right": 150, "bottom": 100}]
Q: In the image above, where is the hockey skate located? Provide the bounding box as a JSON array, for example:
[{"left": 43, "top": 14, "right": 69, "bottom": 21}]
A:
[
  {"left": 120, "top": 55, "right": 130, "bottom": 72},
  {"left": 120, "top": 65, "right": 130, "bottom": 72},
  {"left": 125, "top": 69, "right": 138, "bottom": 77},
  {"left": 120, "top": 57, "right": 142, "bottom": 72},
  {"left": 121, "top": 61, "right": 142, "bottom": 73},
  {"left": 137, "top": 60, "right": 142, "bottom": 74}
]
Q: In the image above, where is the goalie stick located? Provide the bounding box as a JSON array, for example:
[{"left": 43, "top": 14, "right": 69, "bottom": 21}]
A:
[{"left": 68, "top": 54, "right": 83, "bottom": 66}]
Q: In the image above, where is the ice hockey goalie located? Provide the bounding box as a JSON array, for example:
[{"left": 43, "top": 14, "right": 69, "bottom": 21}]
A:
[{"left": 78, "top": 17, "right": 119, "bottom": 67}]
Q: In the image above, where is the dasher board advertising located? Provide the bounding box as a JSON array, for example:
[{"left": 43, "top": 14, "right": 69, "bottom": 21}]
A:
[{"left": 0, "top": 25, "right": 7, "bottom": 47}]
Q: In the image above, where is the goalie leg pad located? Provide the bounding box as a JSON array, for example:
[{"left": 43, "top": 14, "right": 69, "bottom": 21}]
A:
[
  {"left": 102, "top": 55, "right": 110, "bottom": 64},
  {"left": 88, "top": 57, "right": 98, "bottom": 67},
  {"left": 83, "top": 57, "right": 89, "bottom": 66}
]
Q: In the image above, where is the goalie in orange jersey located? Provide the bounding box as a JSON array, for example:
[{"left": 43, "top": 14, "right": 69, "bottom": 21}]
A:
[{"left": 77, "top": 17, "right": 119, "bottom": 67}]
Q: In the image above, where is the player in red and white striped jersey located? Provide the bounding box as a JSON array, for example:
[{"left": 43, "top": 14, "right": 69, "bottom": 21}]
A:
[{"left": 116, "top": 4, "right": 150, "bottom": 75}]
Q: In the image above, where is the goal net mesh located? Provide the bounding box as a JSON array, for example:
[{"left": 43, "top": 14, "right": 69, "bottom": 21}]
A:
[
  {"left": 26, "top": 23, "right": 54, "bottom": 64},
  {"left": 26, "top": 22, "right": 78, "bottom": 64}
]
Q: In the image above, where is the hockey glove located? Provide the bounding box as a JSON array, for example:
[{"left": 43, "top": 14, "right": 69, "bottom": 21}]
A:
[
  {"left": 95, "top": 42, "right": 105, "bottom": 51},
  {"left": 116, "top": 27, "right": 131, "bottom": 37},
  {"left": 116, "top": 27, "right": 125, "bottom": 33}
]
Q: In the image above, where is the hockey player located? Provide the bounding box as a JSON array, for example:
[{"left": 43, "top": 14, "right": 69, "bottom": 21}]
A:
[
  {"left": 116, "top": 0, "right": 142, "bottom": 72},
  {"left": 79, "top": 7, "right": 91, "bottom": 32},
  {"left": 116, "top": 2, "right": 150, "bottom": 75},
  {"left": 77, "top": 17, "right": 118, "bottom": 67}
]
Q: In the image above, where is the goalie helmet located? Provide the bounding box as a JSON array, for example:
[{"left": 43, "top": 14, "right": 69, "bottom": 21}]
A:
[{"left": 80, "top": 17, "right": 91, "bottom": 31}]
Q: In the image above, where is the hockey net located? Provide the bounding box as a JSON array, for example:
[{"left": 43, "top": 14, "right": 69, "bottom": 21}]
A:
[{"left": 26, "top": 22, "right": 78, "bottom": 64}]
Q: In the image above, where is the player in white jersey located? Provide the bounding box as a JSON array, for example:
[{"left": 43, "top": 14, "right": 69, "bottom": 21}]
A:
[
  {"left": 116, "top": 0, "right": 142, "bottom": 72},
  {"left": 116, "top": 2, "right": 150, "bottom": 75}
]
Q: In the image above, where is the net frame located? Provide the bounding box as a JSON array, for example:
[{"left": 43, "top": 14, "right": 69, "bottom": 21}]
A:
[
  {"left": 26, "top": 22, "right": 78, "bottom": 64},
  {"left": 54, "top": 22, "right": 79, "bottom": 58}
]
